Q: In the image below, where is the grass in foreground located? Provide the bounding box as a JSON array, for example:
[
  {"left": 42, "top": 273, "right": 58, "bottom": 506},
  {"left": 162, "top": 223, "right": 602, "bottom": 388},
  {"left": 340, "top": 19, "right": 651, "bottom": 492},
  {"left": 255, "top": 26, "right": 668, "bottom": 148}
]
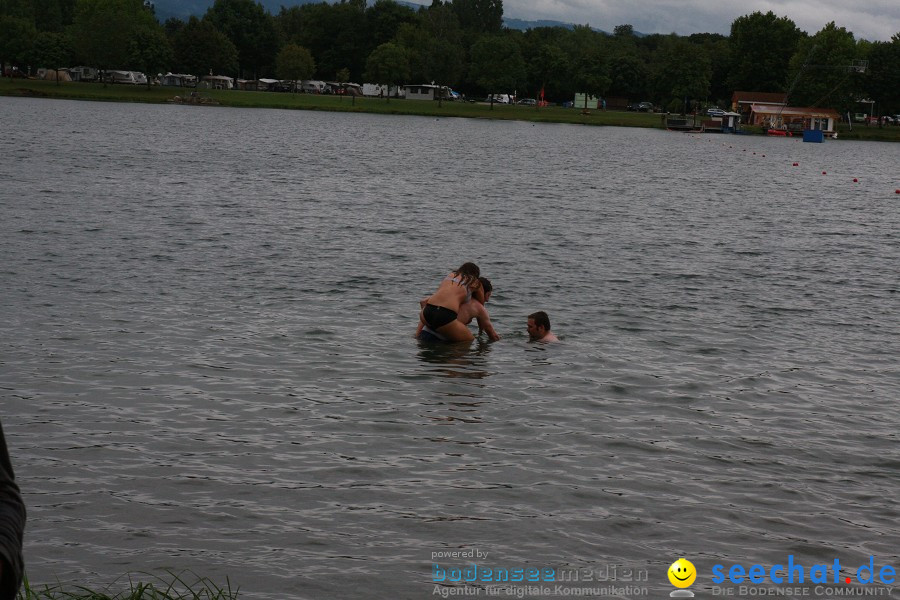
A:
[{"left": 18, "top": 571, "right": 238, "bottom": 600}]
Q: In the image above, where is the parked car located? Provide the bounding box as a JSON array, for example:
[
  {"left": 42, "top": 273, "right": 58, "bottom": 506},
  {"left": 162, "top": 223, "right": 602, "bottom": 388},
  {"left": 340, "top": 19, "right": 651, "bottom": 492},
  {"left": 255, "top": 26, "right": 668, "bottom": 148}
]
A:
[
  {"left": 628, "top": 102, "right": 654, "bottom": 112},
  {"left": 517, "top": 98, "right": 536, "bottom": 106}
]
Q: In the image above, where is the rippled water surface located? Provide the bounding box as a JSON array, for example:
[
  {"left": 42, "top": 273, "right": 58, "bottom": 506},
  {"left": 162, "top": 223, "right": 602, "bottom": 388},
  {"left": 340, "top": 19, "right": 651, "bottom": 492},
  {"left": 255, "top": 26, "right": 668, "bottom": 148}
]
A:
[{"left": 1, "top": 97, "right": 899, "bottom": 599}]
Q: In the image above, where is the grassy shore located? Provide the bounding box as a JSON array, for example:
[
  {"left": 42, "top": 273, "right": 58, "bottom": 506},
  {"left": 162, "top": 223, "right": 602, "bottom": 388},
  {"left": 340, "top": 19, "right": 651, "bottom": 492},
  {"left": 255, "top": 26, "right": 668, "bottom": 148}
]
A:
[
  {"left": 3, "top": 78, "right": 899, "bottom": 141},
  {"left": 18, "top": 571, "right": 239, "bottom": 600}
]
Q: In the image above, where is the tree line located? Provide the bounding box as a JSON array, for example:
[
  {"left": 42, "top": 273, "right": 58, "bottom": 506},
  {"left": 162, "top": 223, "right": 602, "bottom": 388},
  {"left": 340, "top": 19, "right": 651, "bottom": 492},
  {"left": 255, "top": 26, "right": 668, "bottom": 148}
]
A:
[{"left": 1, "top": 0, "right": 899, "bottom": 114}]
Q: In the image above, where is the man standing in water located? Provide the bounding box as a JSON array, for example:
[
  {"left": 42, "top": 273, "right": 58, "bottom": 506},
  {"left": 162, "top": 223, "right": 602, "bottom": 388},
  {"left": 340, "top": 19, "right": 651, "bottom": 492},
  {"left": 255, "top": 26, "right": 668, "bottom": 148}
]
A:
[
  {"left": 527, "top": 311, "right": 559, "bottom": 342},
  {"left": 417, "top": 277, "right": 501, "bottom": 342}
]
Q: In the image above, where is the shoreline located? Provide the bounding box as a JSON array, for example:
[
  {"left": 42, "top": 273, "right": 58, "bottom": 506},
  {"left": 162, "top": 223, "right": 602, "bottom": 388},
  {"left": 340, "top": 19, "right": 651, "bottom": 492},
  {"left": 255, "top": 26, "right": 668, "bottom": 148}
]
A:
[{"left": 3, "top": 79, "right": 899, "bottom": 142}]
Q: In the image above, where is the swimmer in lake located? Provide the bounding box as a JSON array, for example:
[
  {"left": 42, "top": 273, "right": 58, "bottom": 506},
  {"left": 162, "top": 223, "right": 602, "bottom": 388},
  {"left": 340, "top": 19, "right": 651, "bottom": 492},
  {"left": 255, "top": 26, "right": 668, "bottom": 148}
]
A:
[
  {"left": 417, "top": 276, "right": 500, "bottom": 342},
  {"left": 418, "top": 263, "right": 486, "bottom": 343},
  {"left": 527, "top": 311, "right": 559, "bottom": 342}
]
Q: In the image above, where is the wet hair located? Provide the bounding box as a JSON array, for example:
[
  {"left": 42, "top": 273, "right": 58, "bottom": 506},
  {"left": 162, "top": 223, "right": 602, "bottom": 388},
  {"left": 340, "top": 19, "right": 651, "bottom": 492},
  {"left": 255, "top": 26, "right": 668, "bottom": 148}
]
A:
[
  {"left": 479, "top": 277, "right": 492, "bottom": 294},
  {"left": 452, "top": 262, "right": 480, "bottom": 287},
  {"left": 528, "top": 311, "right": 551, "bottom": 330}
]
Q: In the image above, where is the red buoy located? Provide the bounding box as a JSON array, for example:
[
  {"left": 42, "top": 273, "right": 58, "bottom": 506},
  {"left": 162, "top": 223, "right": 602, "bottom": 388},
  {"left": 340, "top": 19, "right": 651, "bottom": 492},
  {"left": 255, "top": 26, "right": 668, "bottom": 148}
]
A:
[
  {"left": 822, "top": 171, "right": 827, "bottom": 175},
  {"left": 793, "top": 162, "right": 799, "bottom": 166},
  {"left": 853, "top": 178, "right": 858, "bottom": 183}
]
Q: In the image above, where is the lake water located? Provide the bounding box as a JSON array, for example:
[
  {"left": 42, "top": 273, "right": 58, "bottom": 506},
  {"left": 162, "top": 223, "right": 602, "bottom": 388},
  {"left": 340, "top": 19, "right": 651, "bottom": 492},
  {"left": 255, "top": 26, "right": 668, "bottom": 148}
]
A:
[{"left": 1, "top": 96, "right": 898, "bottom": 600}]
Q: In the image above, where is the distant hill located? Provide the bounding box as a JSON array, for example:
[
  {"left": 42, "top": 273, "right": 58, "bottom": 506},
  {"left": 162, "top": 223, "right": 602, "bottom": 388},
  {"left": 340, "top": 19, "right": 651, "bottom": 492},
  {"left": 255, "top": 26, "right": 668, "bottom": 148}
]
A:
[{"left": 149, "top": 0, "right": 617, "bottom": 34}]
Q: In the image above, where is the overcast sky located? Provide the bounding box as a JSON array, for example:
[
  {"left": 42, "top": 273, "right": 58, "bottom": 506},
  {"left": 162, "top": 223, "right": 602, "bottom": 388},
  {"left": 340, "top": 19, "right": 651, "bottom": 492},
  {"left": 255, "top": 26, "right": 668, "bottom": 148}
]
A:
[{"left": 495, "top": 0, "right": 900, "bottom": 42}]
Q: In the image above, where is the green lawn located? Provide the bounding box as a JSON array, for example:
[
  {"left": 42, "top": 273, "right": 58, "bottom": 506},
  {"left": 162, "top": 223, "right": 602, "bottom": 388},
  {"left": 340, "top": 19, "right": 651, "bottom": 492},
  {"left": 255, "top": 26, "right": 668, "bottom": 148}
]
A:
[
  {"left": 0, "top": 79, "right": 668, "bottom": 129},
  {"left": 3, "top": 79, "right": 899, "bottom": 141}
]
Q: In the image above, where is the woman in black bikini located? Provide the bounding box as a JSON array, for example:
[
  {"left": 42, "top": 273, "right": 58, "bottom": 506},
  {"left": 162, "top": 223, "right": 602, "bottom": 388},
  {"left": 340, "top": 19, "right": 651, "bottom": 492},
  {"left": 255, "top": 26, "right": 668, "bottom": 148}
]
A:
[{"left": 419, "top": 262, "right": 485, "bottom": 342}]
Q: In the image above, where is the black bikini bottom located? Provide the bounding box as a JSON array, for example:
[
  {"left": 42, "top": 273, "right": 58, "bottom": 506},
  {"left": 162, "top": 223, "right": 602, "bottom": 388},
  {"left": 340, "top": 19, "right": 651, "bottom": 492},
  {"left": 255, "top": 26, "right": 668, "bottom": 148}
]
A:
[{"left": 423, "top": 304, "right": 458, "bottom": 329}]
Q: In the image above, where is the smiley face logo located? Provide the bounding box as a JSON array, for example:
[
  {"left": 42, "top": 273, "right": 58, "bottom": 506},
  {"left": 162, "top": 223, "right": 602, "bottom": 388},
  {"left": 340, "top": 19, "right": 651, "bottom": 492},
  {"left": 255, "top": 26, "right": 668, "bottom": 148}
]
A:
[{"left": 668, "top": 558, "right": 697, "bottom": 588}]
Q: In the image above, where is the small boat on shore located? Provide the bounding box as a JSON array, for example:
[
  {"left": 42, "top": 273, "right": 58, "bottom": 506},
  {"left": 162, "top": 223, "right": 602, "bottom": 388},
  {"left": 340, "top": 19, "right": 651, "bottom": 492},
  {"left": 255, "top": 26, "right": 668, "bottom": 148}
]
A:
[{"left": 168, "top": 92, "right": 219, "bottom": 106}]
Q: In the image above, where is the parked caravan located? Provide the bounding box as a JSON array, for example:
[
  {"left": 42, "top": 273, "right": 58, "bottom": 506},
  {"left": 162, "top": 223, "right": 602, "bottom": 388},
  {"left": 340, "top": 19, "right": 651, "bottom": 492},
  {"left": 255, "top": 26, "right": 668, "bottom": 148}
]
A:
[
  {"left": 160, "top": 73, "right": 198, "bottom": 87},
  {"left": 362, "top": 83, "right": 404, "bottom": 98},
  {"left": 200, "top": 75, "right": 234, "bottom": 89},
  {"left": 301, "top": 80, "right": 327, "bottom": 94},
  {"left": 363, "top": 83, "right": 386, "bottom": 97},
  {"left": 326, "top": 82, "right": 363, "bottom": 96},
  {"left": 105, "top": 70, "right": 146, "bottom": 85},
  {"left": 403, "top": 84, "right": 454, "bottom": 101},
  {"left": 68, "top": 66, "right": 99, "bottom": 82}
]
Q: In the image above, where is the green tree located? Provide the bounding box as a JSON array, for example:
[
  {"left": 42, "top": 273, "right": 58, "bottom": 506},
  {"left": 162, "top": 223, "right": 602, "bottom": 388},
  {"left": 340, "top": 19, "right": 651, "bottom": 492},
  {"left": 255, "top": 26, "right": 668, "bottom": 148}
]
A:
[
  {"left": 1, "top": 0, "right": 74, "bottom": 31},
  {"left": 606, "top": 48, "right": 646, "bottom": 101},
  {"left": 275, "top": 43, "right": 315, "bottom": 85},
  {"left": 364, "top": 41, "right": 409, "bottom": 102},
  {"left": 688, "top": 33, "right": 730, "bottom": 106},
  {"left": 204, "top": 0, "right": 278, "bottom": 79},
  {"left": 275, "top": 0, "right": 368, "bottom": 81},
  {"left": 426, "top": 39, "right": 464, "bottom": 105},
  {"left": 728, "top": 11, "right": 803, "bottom": 93},
  {"left": 30, "top": 31, "right": 72, "bottom": 84},
  {"left": 20, "top": 0, "right": 77, "bottom": 32},
  {"left": 566, "top": 25, "right": 610, "bottom": 109},
  {"left": 450, "top": 0, "right": 502, "bottom": 34},
  {"left": 393, "top": 22, "right": 431, "bottom": 82},
  {"left": 273, "top": 5, "right": 306, "bottom": 46},
  {"left": 787, "top": 22, "right": 859, "bottom": 111},
  {"left": 319, "top": 0, "right": 368, "bottom": 81},
  {"left": 651, "top": 34, "right": 711, "bottom": 112},
  {"left": 69, "top": 0, "right": 157, "bottom": 73},
  {"left": 0, "top": 0, "right": 31, "bottom": 19},
  {"left": 127, "top": 27, "right": 173, "bottom": 87},
  {"left": 572, "top": 49, "right": 610, "bottom": 109},
  {"left": 469, "top": 34, "right": 525, "bottom": 108},
  {"left": 519, "top": 26, "right": 573, "bottom": 102},
  {"left": 422, "top": 2, "right": 464, "bottom": 105},
  {"left": 163, "top": 16, "right": 185, "bottom": 39},
  {"left": 0, "top": 15, "right": 36, "bottom": 74},
  {"left": 366, "top": 0, "right": 419, "bottom": 48},
  {"left": 863, "top": 35, "right": 900, "bottom": 115},
  {"left": 173, "top": 16, "right": 238, "bottom": 77}
]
